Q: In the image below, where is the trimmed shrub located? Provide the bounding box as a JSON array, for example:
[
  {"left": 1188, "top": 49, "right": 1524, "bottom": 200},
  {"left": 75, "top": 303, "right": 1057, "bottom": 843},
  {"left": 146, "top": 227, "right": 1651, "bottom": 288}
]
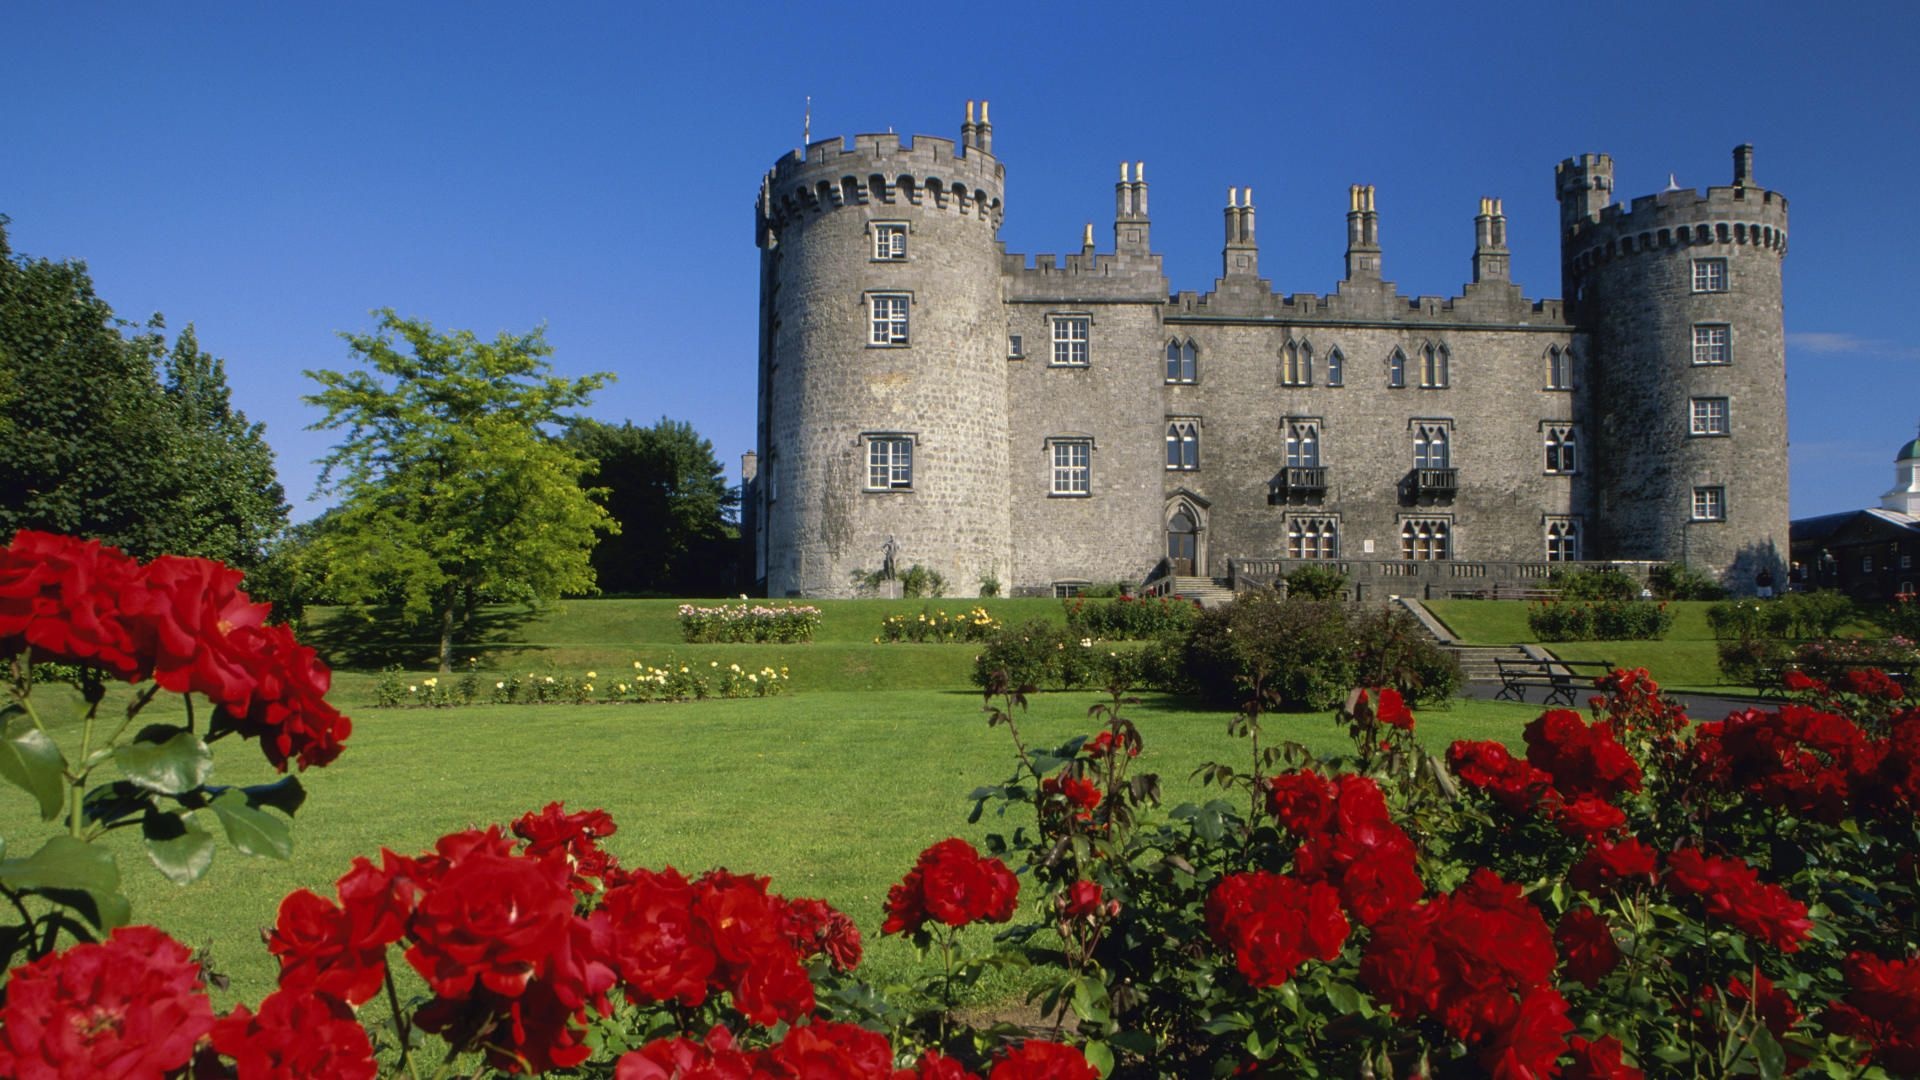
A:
[
  {"left": 1550, "top": 567, "right": 1638, "bottom": 601},
  {"left": 1351, "top": 607, "right": 1463, "bottom": 705},
  {"left": 1183, "top": 592, "right": 1357, "bottom": 711},
  {"left": 678, "top": 601, "right": 820, "bottom": 643},
  {"left": 1529, "top": 599, "right": 1672, "bottom": 641},
  {"left": 1064, "top": 594, "right": 1199, "bottom": 641},
  {"left": 1649, "top": 562, "right": 1728, "bottom": 600},
  {"left": 1282, "top": 564, "right": 1349, "bottom": 600}
]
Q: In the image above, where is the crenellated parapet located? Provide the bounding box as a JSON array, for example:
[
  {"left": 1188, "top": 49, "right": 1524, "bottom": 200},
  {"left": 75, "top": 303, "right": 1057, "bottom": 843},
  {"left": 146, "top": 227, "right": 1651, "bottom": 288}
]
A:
[
  {"left": 757, "top": 125, "right": 1005, "bottom": 242},
  {"left": 1164, "top": 285, "right": 1566, "bottom": 328},
  {"left": 1560, "top": 147, "right": 1787, "bottom": 280}
]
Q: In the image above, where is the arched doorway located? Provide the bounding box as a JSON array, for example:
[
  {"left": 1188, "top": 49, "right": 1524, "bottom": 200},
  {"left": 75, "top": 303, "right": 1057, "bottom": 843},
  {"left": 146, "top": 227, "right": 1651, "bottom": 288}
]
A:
[{"left": 1167, "top": 507, "right": 1200, "bottom": 576}]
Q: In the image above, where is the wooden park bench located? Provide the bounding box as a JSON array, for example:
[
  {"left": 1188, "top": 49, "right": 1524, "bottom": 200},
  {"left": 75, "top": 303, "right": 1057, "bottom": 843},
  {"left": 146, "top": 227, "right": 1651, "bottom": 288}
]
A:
[{"left": 1494, "top": 657, "right": 1616, "bottom": 707}]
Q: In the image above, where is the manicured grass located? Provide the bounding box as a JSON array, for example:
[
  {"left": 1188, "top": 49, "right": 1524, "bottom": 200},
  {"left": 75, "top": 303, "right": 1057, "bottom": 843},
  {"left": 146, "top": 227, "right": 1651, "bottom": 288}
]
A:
[
  {"left": 0, "top": 686, "right": 1540, "bottom": 1010},
  {"left": 1426, "top": 599, "right": 1740, "bottom": 691}
]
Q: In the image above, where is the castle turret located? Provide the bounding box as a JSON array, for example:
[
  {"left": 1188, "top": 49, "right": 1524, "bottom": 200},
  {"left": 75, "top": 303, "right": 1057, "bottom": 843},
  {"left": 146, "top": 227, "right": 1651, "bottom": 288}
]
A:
[
  {"left": 754, "top": 102, "right": 1010, "bottom": 596},
  {"left": 1560, "top": 145, "right": 1789, "bottom": 588}
]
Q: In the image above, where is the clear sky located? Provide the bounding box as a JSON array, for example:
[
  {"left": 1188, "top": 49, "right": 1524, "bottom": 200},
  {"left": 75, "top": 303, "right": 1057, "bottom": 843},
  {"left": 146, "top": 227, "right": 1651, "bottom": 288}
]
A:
[{"left": 5, "top": 1, "right": 1917, "bottom": 524}]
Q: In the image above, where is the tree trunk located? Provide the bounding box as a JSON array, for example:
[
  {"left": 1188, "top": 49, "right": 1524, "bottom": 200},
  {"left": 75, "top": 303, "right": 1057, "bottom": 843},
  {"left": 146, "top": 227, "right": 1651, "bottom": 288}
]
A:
[{"left": 437, "top": 585, "right": 457, "bottom": 674}]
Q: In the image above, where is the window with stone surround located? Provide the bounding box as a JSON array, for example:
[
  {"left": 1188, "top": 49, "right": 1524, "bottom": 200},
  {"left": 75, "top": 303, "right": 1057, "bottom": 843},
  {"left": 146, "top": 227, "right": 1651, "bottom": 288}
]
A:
[
  {"left": 1326, "top": 347, "right": 1345, "bottom": 387},
  {"left": 1692, "top": 257, "right": 1728, "bottom": 293},
  {"left": 1421, "top": 343, "right": 1450, "bottom": 388},
  {"left": 1166, "top": 338, "right": 1197, "bottom": 382},
  {"left": 1050, "top": 315, "right": 1091, "bottom": 367},
  {"left": 1284, "top": 420, "right": 1321, "bottom": 468},
  {"left": 1413, "top": 422, "right": 1451, "bottom": 469},
  {"left": 871, "top": 222, "right": 908, "bottom": 261},
  {"left": 1050, "top": 438, "right": 1091, "bottom": 495},
  {"left": 1690, "top": 397, "right": 1730, "bottom": 436},
  {"left": 1546, "top": 518, "right": 1581, "bottom": 561},
  {"left": 864, "top": 435, "right": 913, "bottom": 491},
  {"left": 1282, "top": 340, "right": 1314, "bottom": 386},
  {"left": 1692, "top": 324, "right": 1731, "bottom": 365},
  {"left": 1692, "top": 486, "right": 1726, "bottom": 521},
  {"left": 1544, "top": 424, "right": 1578, "bottom": 474},
  {"left": 1008, "top": 334, "right": 1025, "bottom": 360},
  {"left": 1388, "top": 347, "right": 1407, "bottom": 388},
  {"left": 1287, "top": 517, "right": 1338, "bottom": 559},
  {"left": 868, "top": 293, "right": 910, "bottom": 346},
  {"left": 1165, "top": 419, "right": 1200, "bottom": 471},
  {"left": 1547, "top": 345, "right": 1572, "bottom": 390},
  {"left": 1400, "top": 518, "right": 1451, "bottom": 560}
]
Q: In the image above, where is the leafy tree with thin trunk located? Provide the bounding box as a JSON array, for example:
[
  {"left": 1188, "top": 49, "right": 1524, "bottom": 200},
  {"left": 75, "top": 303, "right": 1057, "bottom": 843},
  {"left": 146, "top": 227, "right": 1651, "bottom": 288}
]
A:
[{"left": 304, "top": 310, "right": 613, "bottom": 671}]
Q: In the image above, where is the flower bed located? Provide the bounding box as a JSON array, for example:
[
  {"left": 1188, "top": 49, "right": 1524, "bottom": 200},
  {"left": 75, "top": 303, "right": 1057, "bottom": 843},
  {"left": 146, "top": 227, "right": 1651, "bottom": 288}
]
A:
[
  {"left": 1062, "top": 593, "right": 1198, "bottom": 640},
  {"left": 677, "top": 601, "right": 820, "bottom": 643},
  {"left": 876, "top": 605, "right": 1001, "bottom": 643},
  {"left": 375, "top": 659, "right": 791, "bottom": 706}
]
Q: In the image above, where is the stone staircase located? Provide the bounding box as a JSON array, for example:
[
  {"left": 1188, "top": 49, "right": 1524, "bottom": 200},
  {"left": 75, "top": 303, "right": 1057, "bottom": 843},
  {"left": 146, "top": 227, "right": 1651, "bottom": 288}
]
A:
[
  {"left": 1166, "top": 575, "right": 1237, "bottom": 608},
  {"left": 1392, "top": 596, "right": 1533, "bottom": 685}
]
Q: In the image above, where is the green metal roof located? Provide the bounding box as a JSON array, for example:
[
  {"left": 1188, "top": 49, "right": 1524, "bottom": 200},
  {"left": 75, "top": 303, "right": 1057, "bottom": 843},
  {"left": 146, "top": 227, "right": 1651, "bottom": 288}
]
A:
[{"left": 1900, "top": 438, "right": 1920, "bottom": 462}]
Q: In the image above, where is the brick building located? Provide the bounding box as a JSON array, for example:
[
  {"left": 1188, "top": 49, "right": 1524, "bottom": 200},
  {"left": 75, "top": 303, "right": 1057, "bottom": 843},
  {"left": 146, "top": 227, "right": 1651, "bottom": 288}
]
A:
[{"left": 744, "top": 103, "right": 1789, "bottom": 599}]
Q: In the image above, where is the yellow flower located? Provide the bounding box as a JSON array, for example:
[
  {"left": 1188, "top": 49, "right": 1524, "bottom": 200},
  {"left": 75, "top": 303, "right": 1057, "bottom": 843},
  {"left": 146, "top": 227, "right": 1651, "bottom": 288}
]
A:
[
  {"left": 587, "top": 671, "right": 597, "bottom": 679},
  {"left": 633, "top": 660, "right": 643, "bottom": 669},
  {"left": 423, "top": 677, "right": 438, "bottom": 687}
]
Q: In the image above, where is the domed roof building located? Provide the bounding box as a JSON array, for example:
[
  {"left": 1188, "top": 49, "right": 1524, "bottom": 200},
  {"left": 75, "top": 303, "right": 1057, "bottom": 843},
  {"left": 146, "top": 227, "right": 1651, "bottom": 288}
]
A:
[{"left": 1788, "top": 430, "right": 1920, "bottom": 601}]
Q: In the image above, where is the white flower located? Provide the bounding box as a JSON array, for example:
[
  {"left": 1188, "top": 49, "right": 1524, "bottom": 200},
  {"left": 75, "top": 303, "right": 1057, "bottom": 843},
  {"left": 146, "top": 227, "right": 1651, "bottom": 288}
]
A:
[
  {"left": 496, "top": 681, "right": 505, "bottom": 689},
  {"left": 633, "top": 660, "right": 643, "bottom": 669},
  {"left": 544, "top": 676, "right": 555, "bottom": 684},
  {"left": 1081, "top": 638, "right": 1093, "bottom": 648},
  {"left": 408, "top": 685, "right": 418, "bottom": 693}
]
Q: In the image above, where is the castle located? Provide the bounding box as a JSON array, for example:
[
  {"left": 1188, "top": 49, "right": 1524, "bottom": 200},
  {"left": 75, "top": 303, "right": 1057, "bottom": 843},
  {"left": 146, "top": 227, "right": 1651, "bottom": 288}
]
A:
[{"left": 743, "top": 102, "right": 1788, "bottom": 599}]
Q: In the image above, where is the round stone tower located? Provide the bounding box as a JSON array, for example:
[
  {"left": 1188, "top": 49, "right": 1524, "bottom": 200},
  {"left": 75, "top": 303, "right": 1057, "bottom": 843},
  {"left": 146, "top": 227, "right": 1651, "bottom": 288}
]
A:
[
  {"left": 1558, "top": 145, "right": 1789, "bottom": 588},
  {"left": 753, "top": 103, "right": 1010, "bottom": 597}
]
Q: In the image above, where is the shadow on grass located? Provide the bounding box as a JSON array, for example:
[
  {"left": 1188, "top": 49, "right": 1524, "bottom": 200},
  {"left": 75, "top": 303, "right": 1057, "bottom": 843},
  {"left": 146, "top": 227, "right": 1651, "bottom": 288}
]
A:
[{"left": 301, "top": 605, "right": 542, "bottom": 670}]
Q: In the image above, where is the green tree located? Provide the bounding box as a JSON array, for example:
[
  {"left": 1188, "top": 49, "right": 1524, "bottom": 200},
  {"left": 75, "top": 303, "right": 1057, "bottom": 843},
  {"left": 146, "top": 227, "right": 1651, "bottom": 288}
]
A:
[
  {"left": 565, "top": 417, "right": 739, "bottom": 596},
  {"left": 160, "top": 325, "right": 288, "bottom": 571},
  {"left": 305, "top": 310, "right": 614, "bottom": 671},
  {"left": 0, "top": 218, "right": 287, "bottom": 570}
]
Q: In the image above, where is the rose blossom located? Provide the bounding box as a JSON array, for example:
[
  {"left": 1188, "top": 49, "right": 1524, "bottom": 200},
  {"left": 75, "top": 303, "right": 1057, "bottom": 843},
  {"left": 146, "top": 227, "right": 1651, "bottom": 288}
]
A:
[
  {"left": 0, "top": 925, "right": 212, "bottom": 1080},
  {"left": 209, "top": 988, "right": 377, "bottom": 1079}
]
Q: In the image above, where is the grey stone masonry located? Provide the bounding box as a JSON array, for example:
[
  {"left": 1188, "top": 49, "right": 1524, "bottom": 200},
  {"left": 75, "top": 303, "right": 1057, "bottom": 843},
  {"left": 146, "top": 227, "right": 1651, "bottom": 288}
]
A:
[{"left": 747, "top": 105, "right": 1788, "bottom": 598}]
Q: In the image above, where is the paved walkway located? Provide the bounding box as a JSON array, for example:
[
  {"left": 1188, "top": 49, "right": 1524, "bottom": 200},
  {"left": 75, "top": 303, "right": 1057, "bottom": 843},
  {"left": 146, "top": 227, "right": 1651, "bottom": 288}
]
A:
[{"left": 1458, "top": 680, "right": 1763, "bottom": 721}]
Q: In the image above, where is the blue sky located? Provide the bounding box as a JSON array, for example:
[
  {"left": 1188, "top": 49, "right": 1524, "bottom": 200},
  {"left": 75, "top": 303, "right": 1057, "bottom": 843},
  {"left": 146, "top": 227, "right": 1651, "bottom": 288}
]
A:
[{"left": 5, "top": 1, "right": 1917, "bottom": 523}]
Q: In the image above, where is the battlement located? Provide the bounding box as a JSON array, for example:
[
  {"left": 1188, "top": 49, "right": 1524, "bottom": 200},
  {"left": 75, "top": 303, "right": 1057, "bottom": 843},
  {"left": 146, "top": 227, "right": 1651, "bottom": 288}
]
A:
[
  {"left": 1563, "top": 184, "right": 1789, "bottom": 273},
  {"left": 1165, "top": 284, "right": 1567, "bottom": 327},
  {"left": 999, "top": 244, "right": 1167, "bottom": 301},
  {"left": 758, "top": 124, "right": 1006, "bottom": 243}
]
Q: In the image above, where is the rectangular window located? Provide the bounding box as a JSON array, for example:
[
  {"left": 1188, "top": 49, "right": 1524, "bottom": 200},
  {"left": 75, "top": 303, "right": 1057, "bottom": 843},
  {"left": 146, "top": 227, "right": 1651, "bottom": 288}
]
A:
[
  {"left": 1053, "top": 582, "right": 1088, "bottom": 598},
  {"left": 865, "top": 437, "right": 912, "bottom": 491},
  {"left": 1690, "top": 397, "right": 1730, "bottom": 436},
  {"left": 1165, "top": 419, "right": 1199, "bottom": 471},
  {"left": 1050, "top": 440, "right": 1091, "bottom": 496},
  {"left": 1287, "top": 517, "right": 1338, "bottom": 559},
  {"left": 1547, "top": 346, "right": 1572, "bottom": 390},
  {"left": 1166, "top": 339, "right": 1196, "bottom": 383},
  {"left": 1692, "top": 324, "right": 1730, "bottom": 365},
  {"left": 1544, "top": 425, "right": 1578, "bottom": 474},
  {"left": 1863, "top": 555, "right": 1874, "bottom": 573},
  {"left": 872, "top": 223, "right": 907, "bottom": 261},
  {"left": 1692, "top": 486, "right": 1726, "bottom": 521},
  {"left": 1008, "top": 334, "right": 1024, "bottom": 359},
  {"left": 1051, "top": 316, "right": 1091, "bottom": 366},
  {"left": 869, "top": 294, "right": 909, "bottom": 346},
  {"left": 1692, "top": 257, "right": 1728, "bottom": 293}
]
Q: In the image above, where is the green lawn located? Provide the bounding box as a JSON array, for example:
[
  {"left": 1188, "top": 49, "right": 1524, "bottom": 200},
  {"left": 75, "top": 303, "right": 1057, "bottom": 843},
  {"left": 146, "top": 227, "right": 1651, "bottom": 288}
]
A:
[
  {"left": 0, "top": 681, "right": 1540, "bottom": 1010},
  {"left": 1425, "top": 599, "right": 1737, "bottom": 691}
]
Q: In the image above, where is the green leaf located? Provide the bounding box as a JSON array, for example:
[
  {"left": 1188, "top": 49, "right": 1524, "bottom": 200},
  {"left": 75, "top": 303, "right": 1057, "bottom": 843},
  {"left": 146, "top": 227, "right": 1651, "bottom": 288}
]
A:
[
  {"left": 0, "top": 706, "right": 69, "bottom": 822},
  {"left": 1751, "top": 1022, "right": 1787, "bottom": 1080},
  {"left": 0, "top": 835, "right": 130, "bottom": 931},
  {"left": 141, "top": 809, "right": 215, "bottom": 885},
  {"left": 1071, "top": 975, "right": 1111, "bottom": 1025},
  {"left": 1082, "top": 1039, "right": 1114, "bottom": 1077},
  {"left": 208, "top": 789, "right": 292, "bottom": 860},
  {"left": 113, "top": 725, "right": 213, "bottom": 795},
  {"left": 1325, "top": 980, "right": 1370, "bottom": 1017}
]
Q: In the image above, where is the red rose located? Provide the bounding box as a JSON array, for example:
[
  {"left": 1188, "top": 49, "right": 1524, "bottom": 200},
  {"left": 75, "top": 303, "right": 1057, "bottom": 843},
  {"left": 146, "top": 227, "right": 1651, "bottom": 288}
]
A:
[
  {"left": 1206, "top": 871, "right": 1348, "bottom": 988},
  {"left": 405, "top": 848, "right": 577, "bottom": 998},
  {"left": 1562, "top": 1034, "right": 1645, "bottom": 1080},
  {"left": 1664, "top": 847, "right": 1811, "bottom": 952},
  {"left": 1550, "top": 792, "right": 1628, "bottom": 843},
  {"left": 883, "top": 839, "right": 1019, "bottom": 937},
  {"left": 209, "top": 988, "right": 376, "bottom": 1080},
  {"left": 1041, "top": 774, "right": 1101, "bottom": 818},
  {"left": 0, "top": 530, "right": 152, "bottom": 680},
  {"left": 1555, "top": 908, "right": 1621, "bottom": 987},
  {"left": 266, "top": 888, "right": 390, "bottom": 1006},
  {"left": 1569, "top": 838, "right": 1659, "bottom": 894},
  {"left": 1782, "top": 668, "right": 1827, "bottom": 694},
  {"left": 591, "top": 860, "right": 714, "bottom": 1006},
  {"left": 335, "top": 848, "right": 428, "bottom": 950},
  {"left": 129, "top": 554, "right": 270, "bottom": 710},
  {"left": 1267, "top": 770, "right": 1337, "bottom": 834},
  {"left": 1477, "top": 987, "right": 1572, "bottom": 1079},
  {"left": 1447, "top": 739, "right": 1554, "bottom": 812},
  {"left": 1374, "top": 687, "right": 1416, "bottom": 731},
  {"left": 616, "top": 1026, "right": 758, "bottom": 1080},
  {"left": 1084, "top": 730, "right": 1139, "bottom": 759},
  {"left": 512, "top": 802, "right": 619, "bottom": 891},
  {"left": 1524, "top": 709, "right": 1643, "bottom": 800},
  {"left": 782, "top": 896, "right": 864, "bottom": 973},
  {"left": 0, "top": 925, "right": 212, "bottom": 1080},
  {"left": 1061, "top": 880, "right": 1104, "bottom": 921},
  {"left": 987, "top": 1041, "right": 1101, "bottom": 1080},
  {"left": 211, "top": 621, "right": 352, "bottom": 771},
  {"left": 1823, "top": 952, "right": 1920, "bottom": 1072},
  {"left": 764, "top": 1020, "right": 895, "bottom": 1079}
]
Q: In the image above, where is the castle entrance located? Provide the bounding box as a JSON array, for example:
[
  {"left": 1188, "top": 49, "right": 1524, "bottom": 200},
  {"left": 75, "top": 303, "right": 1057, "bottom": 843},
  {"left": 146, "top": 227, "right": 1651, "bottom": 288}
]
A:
[{"left": 1168, "top": 508, "right": 1199, "bottom": 576}]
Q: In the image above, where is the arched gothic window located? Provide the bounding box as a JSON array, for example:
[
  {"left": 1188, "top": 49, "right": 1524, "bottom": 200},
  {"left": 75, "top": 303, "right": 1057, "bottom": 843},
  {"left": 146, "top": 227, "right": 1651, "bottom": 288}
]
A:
[
  {"left": 1166, "top": 338, "right": 1197, "bottom": 383},
  {"left": 1325, "top": 347, "right": 1344, "bottom": 387},
  {"left": 1388, "top": 348, "right": 1407, "bottom": 388}
]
